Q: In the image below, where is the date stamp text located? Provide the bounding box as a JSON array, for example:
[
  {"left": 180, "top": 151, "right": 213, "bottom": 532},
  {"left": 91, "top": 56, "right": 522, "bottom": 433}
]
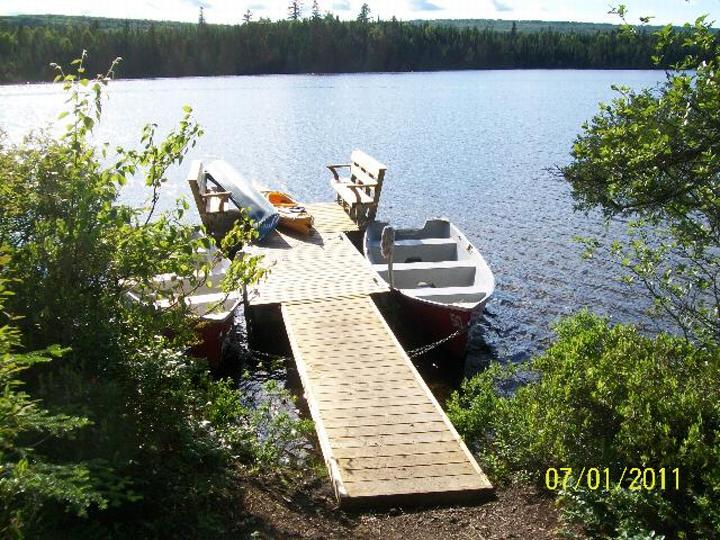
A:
[{"left": 545, "top": 467, "right": 681, "bottom": 491}]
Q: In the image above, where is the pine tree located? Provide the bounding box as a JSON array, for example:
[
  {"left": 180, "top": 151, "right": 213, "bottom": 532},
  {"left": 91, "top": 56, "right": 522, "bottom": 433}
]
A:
[
  {"left": 198, "top": 6, "right": 206, "bottom": 24},
  {"left": 243, "top": 9, "right": 253, "bottom": 23},
  {"left": 311, "top": 0, "right": 321, "bottom": 20},
  {"left": 357, "top": 3, "right": 371, "bottom": 23},
  {"left": 288, "top": 0, "right": 303, "bottom": 21}
]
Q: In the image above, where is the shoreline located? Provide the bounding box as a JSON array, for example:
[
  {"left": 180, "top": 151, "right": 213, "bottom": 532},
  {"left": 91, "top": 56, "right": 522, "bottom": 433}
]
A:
[{"left": 0, "top": 65, "right": 672, "bottom": 87}]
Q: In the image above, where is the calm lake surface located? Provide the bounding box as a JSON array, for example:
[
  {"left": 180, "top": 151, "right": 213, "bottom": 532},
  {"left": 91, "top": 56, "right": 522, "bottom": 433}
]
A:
[{"left": 0, "top": 70, "right": 668, "bottom": 376}]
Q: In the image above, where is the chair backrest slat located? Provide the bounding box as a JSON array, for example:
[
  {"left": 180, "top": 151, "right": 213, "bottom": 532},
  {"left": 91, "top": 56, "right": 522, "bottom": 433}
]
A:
[
  {"left": 345, "top": 150, "right": 387, "bottom": 225},
  {"left": 187, "top": 160, "right": 207, "bottom": 216},
  {"left": 350, "top": 150, "right": 386, "bottom": 186}
]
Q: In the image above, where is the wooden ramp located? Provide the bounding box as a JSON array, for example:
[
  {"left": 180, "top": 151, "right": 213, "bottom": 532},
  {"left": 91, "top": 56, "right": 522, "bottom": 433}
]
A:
[
  {"left": 245, "top": 202, "right": 493, "bottom": 507},
  {"left": 283, "top": 295, "right": 492, "bottom": 507}
]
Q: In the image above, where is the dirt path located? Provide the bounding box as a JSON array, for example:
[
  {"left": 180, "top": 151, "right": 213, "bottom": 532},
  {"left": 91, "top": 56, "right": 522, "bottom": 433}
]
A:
[{"left": 236, "top": 476, "right": 567, "bottom": 539}]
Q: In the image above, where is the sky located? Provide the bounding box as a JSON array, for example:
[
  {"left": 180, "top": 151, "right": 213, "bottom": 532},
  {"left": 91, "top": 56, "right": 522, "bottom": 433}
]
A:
[{"left": 1, "top": 0, "right": 718, "bottom": 26}]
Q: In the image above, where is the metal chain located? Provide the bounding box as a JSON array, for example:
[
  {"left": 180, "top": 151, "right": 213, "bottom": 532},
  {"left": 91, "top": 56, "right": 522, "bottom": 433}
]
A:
[
  {"left": 242, "top": 346, "right": 291, "bottom": 362},
  {"left": 407, "top": 321, "right": 472, "bottom": 358},
  {"left": 243, "top": 321, "right": 472, "bottom": 361}
]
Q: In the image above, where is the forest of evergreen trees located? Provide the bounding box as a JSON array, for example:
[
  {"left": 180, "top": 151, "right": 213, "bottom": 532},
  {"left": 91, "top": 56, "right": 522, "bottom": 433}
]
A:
[{"left": 0, "top": 13, "right": 686, "bottom": 83}]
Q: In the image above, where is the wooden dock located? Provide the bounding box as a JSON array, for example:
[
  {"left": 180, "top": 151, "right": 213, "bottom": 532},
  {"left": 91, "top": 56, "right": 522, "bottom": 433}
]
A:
[{"left": 245, "top": 202, "right": 492, "bottom": 507}]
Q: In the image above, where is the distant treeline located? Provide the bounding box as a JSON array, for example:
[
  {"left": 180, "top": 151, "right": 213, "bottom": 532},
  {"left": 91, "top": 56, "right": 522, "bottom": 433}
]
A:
[
  {"left": 0, "top": 14, "right": 689, "bottom": 83},
  {"left": 414, "top": 18, "right": 629, "bottom": 33}
]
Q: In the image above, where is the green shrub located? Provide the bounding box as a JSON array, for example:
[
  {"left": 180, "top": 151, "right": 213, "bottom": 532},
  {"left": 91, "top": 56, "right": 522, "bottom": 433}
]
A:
[
  {"left": 0, "top": 262, "right": 106, "bottom": 536},
  {"left": 448, "top": 311, "right": 720, "bottom": 538},
  {"left": 0, "top": 54, "right": 308, "bottom": 536}
]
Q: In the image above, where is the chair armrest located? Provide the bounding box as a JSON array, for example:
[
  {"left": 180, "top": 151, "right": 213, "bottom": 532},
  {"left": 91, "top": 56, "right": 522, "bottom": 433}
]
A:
[
  {"left": 200, "top": 191, "right": 232, "bottom": 199},
  {"left": 335, "top": 180, "right": 379, "bottom": 189},
  {"left": 200, "top": 191, "right": 232, "bottom": 212},
  {"left": 327, "top": 163, "right": 350, "bottom": 181}
]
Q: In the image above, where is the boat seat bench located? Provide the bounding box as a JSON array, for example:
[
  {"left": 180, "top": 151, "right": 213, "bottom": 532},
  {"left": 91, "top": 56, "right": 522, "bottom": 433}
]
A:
[
  {"left": 392, "top": 238, "right": 455, "bottom": 246},
  {"left": 372, "top": 260, "right": 476, "bottom": 272},
  {"left": 372, "top": 260, "right": 478, "bottom": 289},
  {"left": 367, "top": 238, "right": 459, "bottom": 263},
  {"left": 367, "top": 238, "right": 457, "bottom": 248}
]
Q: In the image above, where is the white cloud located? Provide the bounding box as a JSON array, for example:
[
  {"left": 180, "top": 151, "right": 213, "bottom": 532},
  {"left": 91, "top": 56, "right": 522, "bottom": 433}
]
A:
[
  {"left": 491, "top": 0, "right": 512, "bottom": 13},
  {"left": 409, "top": 0, "right": 443, "bottom": 12}
]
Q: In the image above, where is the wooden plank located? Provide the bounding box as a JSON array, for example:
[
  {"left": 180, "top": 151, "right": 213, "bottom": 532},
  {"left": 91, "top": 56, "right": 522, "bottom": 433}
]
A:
[
  {"left": 344, "top": 475, "right": 487, "bottom": 498},
  {"left": 302, "top": 351, "right": 406, "bottom": 363},
  {"left": 290, "top": 320, "right": 393, "bottom": 333},
  {"left": 318, "top": 395, "right": 432, "bottom": 409},
  {"left": 315, "top": 388, "right": 428, "bottom": 402},
  {"left": 272, "top": 294, "right": 370, "bottom": 308},
  {"left": 314, "top": 380, "right": 423, "bottom": 395},
  {"left": 293, "top": 338, "right": 400, "bottom": 350},
  {"left": 329, "top": 430, "right": 458, "bottom": 448},
  {"left": 318, "top": 402, "right": 439, "bottom": 421},
  {"left": 290, "top": 319, "right": 384, "bottom": 331},
  {"left": 337, "top": 450, "right": 469, "bottom": 470},
  {"left": 314, "top": 376, "right": 418, "bottom": 389},
  {"left": 290, "top": 305, "right": 386, "bottom": 322},
  {"left": 314, "top": 382, "right": 425, "bottom": 396},
  {"left": 326, "top": 421, "right": 448, "bottom": 438},
  {"left": 342, "top": 462, "right": 477, "bottom": 482},
  {"left": 323, "top": 411, "right": 444, "bottom": 429},
  {"left": 304, "top": 360, "right": 407, "bottom": 372},
  {"left": 305, "top": 366, "right": 418, "bottom": 380},
  {"left": 331, "top": 441, "right": 463, "bottom": 459},
  {"left": 297, "top": 344, "right": 402, "bottom": 356},
  {"left": 305, "top": 356, "right": 404, "bottom": 369},
  {"left": 298, "top": 349, "right": 402, "bottom": 361},
  {"left": 292, "top": 330, "right": 399, "bottom": 345},
  {"left": 306, "top": 202, "right": 359, "bottom": 233}
]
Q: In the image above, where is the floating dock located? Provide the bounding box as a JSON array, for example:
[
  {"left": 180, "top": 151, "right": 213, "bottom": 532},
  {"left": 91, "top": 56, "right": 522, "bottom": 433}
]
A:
[{"left": 245, "top": 202, "right": 493, "bottom": 507}]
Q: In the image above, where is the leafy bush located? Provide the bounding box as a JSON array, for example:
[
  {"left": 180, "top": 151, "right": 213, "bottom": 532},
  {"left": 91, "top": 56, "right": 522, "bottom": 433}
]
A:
[
  {"left": 0, "top": 54, "right": 308, "bottom": 536},
  {"left": 0, "top": 267, "right": 106, "bottom": 537},
  {"left": 451, "top": 17, "right": 720, "bottom": 539},
  {"left": 563, "top": 16, "right": 720, "bottom": 342},
  {"left": 447, "top": 311, "right": 720, "bottom": 538}
]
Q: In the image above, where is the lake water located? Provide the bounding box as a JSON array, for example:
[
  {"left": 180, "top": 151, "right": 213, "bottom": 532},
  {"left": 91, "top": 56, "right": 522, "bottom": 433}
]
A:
[{"left": 0, "top": 70, "right": 668, "bottom": 376}]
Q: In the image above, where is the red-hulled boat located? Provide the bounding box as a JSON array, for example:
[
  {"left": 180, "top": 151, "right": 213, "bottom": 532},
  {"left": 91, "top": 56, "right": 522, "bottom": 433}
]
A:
[
  {"left": 125, "top": 245, "right": 241, "bottom": 367},
  {"left": 364, "top": 218, "right": 495, "bottom": 358}
]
